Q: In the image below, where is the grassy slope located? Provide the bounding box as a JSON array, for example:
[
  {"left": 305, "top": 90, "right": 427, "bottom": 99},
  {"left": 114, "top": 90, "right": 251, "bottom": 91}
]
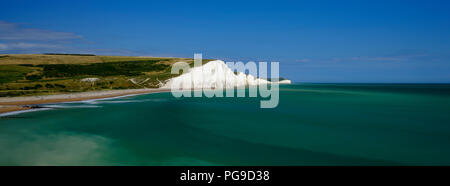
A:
[{"left": 0, "top": 54, "right": 213, "bottom": 97}]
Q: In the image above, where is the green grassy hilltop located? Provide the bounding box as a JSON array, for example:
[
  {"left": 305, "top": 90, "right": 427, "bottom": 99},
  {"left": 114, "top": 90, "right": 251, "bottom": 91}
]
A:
[{"left": 0, "top": 54, "right": 212, "bottom": 97}]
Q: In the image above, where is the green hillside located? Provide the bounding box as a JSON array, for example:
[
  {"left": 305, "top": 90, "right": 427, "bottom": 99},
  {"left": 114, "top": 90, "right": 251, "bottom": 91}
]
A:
[{"left": 0, "top": 54, "right": 212, "bottom": 97}]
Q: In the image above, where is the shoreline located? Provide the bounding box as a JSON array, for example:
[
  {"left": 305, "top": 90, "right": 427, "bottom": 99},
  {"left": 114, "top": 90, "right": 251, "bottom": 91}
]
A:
[{"left": 0, "top": 88, "right": 171, "bottom": 114}]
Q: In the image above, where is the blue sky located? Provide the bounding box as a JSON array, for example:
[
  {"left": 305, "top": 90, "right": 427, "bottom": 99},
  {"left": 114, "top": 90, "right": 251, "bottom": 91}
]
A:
[{"left": 1, "top": 0, "right": 450, "bottom": 83}]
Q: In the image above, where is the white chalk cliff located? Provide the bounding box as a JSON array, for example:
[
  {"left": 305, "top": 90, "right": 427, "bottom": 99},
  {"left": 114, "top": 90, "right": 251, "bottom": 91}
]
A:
[{"left": 162, "top": 60, "right": 291, "bottom": 89}]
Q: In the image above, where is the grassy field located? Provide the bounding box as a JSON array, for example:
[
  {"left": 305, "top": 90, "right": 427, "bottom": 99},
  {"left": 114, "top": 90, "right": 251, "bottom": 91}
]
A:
[{"left": 0, "top": 54, "right": 213, "bottom": 97}]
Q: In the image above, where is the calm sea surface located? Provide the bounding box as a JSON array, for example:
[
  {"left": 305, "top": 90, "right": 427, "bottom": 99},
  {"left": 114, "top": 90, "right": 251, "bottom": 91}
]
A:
[{"left": 1, "top": 84, "right": 450, "bottom": 165}]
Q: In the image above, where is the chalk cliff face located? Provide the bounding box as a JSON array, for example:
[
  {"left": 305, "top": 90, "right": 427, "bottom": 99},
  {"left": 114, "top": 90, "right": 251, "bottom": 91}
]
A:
[{"left": 163, "top": 60, "right": 291, "bottom": 89}]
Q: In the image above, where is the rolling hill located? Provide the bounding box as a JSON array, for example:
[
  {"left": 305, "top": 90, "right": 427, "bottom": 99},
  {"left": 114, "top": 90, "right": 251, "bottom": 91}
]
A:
[{"left": 0, "top": 54, "right": 212, "bottom": 97}]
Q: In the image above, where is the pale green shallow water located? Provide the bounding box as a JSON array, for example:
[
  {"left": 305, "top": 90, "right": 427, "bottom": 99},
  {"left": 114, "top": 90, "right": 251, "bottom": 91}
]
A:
[{"left": 1, "top": 84, "right": 450, "bottom": 165}]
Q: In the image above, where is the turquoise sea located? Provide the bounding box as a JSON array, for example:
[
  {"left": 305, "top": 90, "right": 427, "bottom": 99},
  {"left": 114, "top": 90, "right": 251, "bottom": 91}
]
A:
[{"left": 1, "top": 84, "right": 450, "bottom": 165}]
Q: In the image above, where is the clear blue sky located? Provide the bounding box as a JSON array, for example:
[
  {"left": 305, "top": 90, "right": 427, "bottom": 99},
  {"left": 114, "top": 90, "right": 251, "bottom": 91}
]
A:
[{"left": 1, "top": 0, "right": 450, "bottom": 83}]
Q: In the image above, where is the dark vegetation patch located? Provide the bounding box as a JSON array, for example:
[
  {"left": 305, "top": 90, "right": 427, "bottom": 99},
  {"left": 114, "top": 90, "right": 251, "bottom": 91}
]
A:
[
  {"left": 0, "top": 65, "right": 34, "bottom": 84},
  {"left": 25, "top": 74, "right": 43, "bottom": 81},
  {"left": 41, "top": 60, "right": 170, "bottom": 77},
  {"left": 18, "top": 64, "right": 35, "bottom": 67},
  {"left": 45, "top": 83, "right": 54, "bottom": 88},
  {"left": 23, "top": 84, "right": 43, "bottom": 90}
]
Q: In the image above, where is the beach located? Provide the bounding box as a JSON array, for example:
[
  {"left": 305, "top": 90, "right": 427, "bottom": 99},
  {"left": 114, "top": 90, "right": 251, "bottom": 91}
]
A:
[{"left": 0, "top": 88, "right": 170, "bottom": 114}]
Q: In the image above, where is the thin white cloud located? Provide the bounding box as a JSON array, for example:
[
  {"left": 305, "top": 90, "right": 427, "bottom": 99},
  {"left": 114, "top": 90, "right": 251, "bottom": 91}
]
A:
[
  {"left": 0, "top": 43, "right": 7, "bottom": 50},
  {"left": 333, "top": 54, "right": 430, "bottom": 62},
  {"left": 0, "top": 21, "right": 148, "bottom": 56},
  {"left": 0, "top": 21, "right": 82, "bottom": 41},
  {"left": 0, "top": 42, "right": 63, "bottom": 51},
  {"left": 350, "top": 56, "right": 405, "bottom": 62}
]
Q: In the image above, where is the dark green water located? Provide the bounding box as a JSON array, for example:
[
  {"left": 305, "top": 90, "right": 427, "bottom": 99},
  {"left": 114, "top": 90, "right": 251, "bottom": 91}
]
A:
[{"left": 1, "top": 84, "right": 450, "bottom": 165}]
